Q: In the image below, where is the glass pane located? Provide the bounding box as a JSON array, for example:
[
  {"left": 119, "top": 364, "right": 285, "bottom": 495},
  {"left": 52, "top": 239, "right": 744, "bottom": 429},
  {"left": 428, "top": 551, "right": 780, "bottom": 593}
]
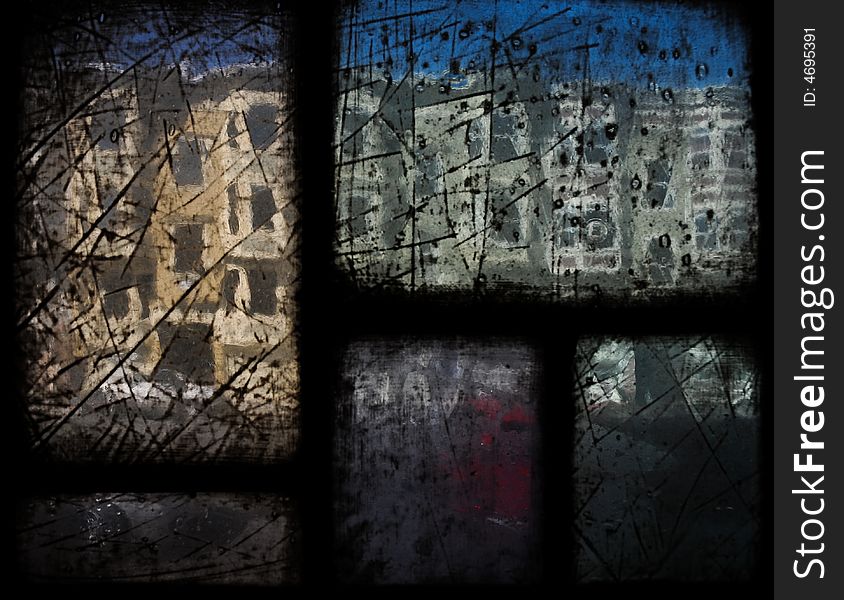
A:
[
  {"left": 334, "top": 0, "right": 756, "bottom": 302},
  {"left": 573, "top": 335, "right": 760, "bottom": 581},
  {"left": 16, "top": 4, "right": 300, "bottom": 463},
  {"left": 335, "top": 338, "right": 542, "bottom": 583},
  {"left": 17, "top": 493, "right": 299, "bottom": 584}
]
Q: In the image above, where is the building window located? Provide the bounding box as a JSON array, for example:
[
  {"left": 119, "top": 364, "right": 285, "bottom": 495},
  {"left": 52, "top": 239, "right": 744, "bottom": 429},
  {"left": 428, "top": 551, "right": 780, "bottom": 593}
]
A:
[
  {"left": 245, "top": 103, "right": 279, "bottom": 150},
  {"left": 251, "top": 185, "right": 276, "bottom": 231},
  {"left": 227, "top": 185, "right": 240, "bottom": 234},
  {"left": 173, "top": 223, "right": 205, "bottom": 274},
  {"left": 247, "top": 268, "right": 277, "bottom": 316},
  {"left": 172, "top": 138, "right": 204, "bottom": 187}
]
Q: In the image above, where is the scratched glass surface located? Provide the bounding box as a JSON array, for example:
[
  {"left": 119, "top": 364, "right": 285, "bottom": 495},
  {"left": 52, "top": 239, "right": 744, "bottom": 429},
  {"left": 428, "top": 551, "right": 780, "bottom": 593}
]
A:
[
  {"left": 17, "top": 492, "right": 299, "bottom": 584},
  {"left": 334, "top": 0, "right": 757, "bottom": 301},
  {"left": 335, "top": 338, "right": 542, "bottom": 584},
  {"left": 16, "top": 4, "right": 300, "bottom": 463},
  {"left": 573, "top": 336, "right": 760, "bottom": 581}
]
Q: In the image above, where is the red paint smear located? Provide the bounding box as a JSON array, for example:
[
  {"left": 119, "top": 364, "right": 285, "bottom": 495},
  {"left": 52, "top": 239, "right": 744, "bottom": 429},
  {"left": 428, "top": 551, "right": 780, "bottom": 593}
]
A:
[
  {"left": 469, "top": 396, "right": 501, "bottom": 419},
  {"left": 441, "top": 395, "right": 533, "bottom": 521},
  {"left": 448, "top": 455, "right": 531, "bottom": 520},
  {"left": 501, "top": 405, "right": 534, "bottom": 426},
  {"left": 493, "top": 461, "right": 531, "bottom": 518}
]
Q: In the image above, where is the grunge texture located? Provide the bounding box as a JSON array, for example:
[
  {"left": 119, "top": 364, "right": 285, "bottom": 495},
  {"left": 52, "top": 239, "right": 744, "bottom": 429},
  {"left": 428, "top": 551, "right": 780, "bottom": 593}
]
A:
[{"left": 16, "top": 3, "right": 300, "bottom": 463}]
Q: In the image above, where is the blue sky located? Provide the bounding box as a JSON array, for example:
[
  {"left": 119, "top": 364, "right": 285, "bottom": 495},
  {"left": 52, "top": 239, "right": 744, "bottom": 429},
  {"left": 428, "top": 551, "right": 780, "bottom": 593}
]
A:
[
  {"left": 53, "top": 9, "right": 280, "bottom": 77},
  {"left": 339, "top": 0, "right": 750, "bottom": 88}
]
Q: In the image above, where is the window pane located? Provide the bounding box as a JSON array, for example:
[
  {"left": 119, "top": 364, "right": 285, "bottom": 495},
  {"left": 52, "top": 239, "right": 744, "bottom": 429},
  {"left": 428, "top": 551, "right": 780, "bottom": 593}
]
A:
[
  {"left": 17, "top": 493, "right": 299, "bottom": 584},
  {"left": 334, "top": 0, "right": 756, "bottom": 301},
  {"left": 335, "top": 338, "right": 542, "bottom": 583},
  {"left": 16, "top": 4, "right": 300, "bottom": 463},
  {"left": 573, "top": 336, "right": 760, "bottom": 581}
]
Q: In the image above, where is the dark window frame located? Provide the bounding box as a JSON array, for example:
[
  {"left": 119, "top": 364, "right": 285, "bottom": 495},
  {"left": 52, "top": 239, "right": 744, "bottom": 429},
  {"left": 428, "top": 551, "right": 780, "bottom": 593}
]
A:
[{"left": 10, "top": 1, "right": 773, "bottom": 594}]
